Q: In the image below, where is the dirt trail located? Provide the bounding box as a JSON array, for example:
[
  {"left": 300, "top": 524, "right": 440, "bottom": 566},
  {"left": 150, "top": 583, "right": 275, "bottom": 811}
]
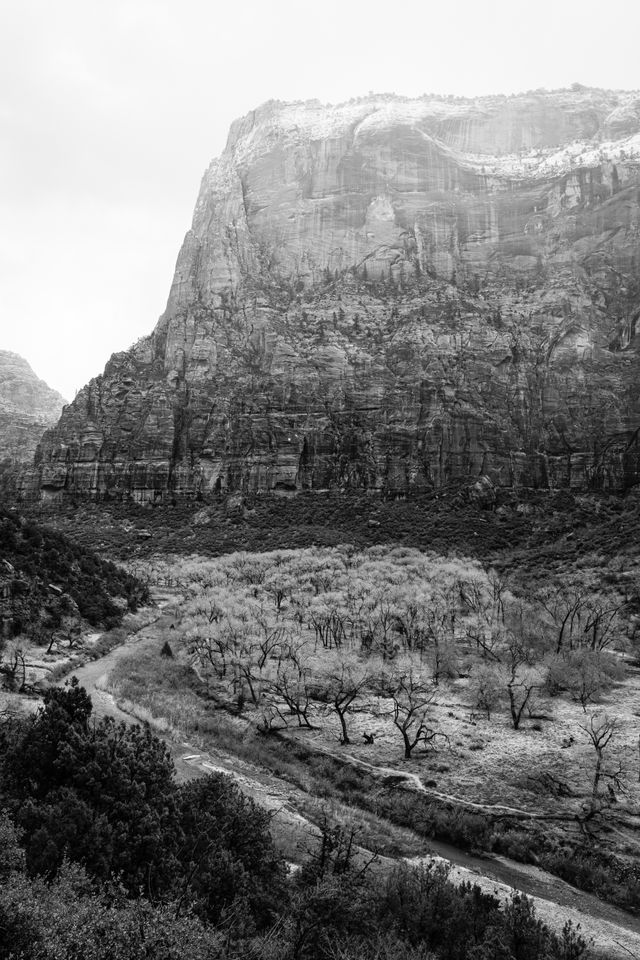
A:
[
  {"left": 65, "top": 603, "right": 640, "bottom": 960},
  {"left": 338, "top": 750, "right": 577, "bottom": 821}
]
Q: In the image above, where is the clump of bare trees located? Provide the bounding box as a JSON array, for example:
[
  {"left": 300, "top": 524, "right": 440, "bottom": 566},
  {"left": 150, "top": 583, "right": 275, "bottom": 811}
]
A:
[{"left": 134, "top": 545, "right": 632, "bottom": 767}]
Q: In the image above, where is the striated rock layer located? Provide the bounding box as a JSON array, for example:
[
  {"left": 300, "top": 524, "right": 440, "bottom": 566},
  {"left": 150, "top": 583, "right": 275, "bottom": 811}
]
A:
[
  {"left": 29, "top": 88, "right": 640, "bottom": 500},
  {"left": 0, "top": 351, "right": 66, "bottom": 465}
]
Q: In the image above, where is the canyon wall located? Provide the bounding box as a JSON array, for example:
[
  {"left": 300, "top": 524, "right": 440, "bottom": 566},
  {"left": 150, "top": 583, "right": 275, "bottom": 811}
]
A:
[{"left": 29, "top": 89, "right": 640, "bottom": 500}]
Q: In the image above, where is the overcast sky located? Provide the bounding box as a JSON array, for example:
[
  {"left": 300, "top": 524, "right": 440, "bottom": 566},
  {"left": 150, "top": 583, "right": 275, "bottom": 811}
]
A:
[{"left": 2, "top": 0, "right": 639, "bottom": 400}]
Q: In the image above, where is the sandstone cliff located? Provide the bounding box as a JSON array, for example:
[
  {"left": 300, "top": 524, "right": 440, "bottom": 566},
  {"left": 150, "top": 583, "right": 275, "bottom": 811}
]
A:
[
  {"left": 30, "top": 88, "right": 640, "bottom": 500},
  {"left": 0, "top": 351, "right": 66, "bottom": 465}
]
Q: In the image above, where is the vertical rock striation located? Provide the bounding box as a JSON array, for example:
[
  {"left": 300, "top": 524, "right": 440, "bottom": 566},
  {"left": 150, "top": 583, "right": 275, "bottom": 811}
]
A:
[
  {"left": 0, "top": 351, "right": 66, "bottom": 465},
  {"left": 30, "top": 88, "right": 640, "bottom": 500}
]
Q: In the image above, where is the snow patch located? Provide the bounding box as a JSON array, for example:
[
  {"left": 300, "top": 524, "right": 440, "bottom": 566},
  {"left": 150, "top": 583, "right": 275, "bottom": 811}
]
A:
[{"left": 463, "top": 132, "right": 640, "bottom": 179}]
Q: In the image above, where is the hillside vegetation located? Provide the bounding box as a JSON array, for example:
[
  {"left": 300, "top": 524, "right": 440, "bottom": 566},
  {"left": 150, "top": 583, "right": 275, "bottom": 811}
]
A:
[
  {"left": 0, "top": 508, "right": 148, "bottom": 654},
  {"left": 25, "top": 486, "right": 640, "bottom": 570}
]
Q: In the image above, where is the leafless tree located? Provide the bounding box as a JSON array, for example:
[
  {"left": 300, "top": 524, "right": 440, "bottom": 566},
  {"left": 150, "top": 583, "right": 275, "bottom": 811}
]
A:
[
  {"left": 385, "top": 667, "right": 439, "bottom": 759},
  {"left": 580, "top": 713, "right": 623, "bottom": 814},
  {"left": 504, "top": 638, "right": 539, "bottom": 730},
  {"left": 393, "top": 597, "right": 428, "bottom": 653},
  {"left": 269, "top": 662, "right": 316, "bottom": 729},
  {"left": 470, "top": 663, "right": 502, "bottom": 720},
  {"left": 460, "top": 570, "right": 506, "bottom": 627},
  {"left": 308, "top": 602, "right": 348, "bottom": 651},
  {"left": 321, "top": 659, "right": 370, "bottom": 744},
  {"left": 254, "top": 620, "right": 288, "bottom": 668},
  {"left": 189, "top": 633, "right": 231, "bottom": 681},
  {"left": 565, "top": 650, "right": 610, "bottom": 712},
  {"left": 582, "top": 597, "right": 624, "bottom": 652},
  {"left": 537, "top": 583, "right": 587, "bottom": 654},
  {"left": 263, "top": 571, "right": 297, "bottom": 615}
]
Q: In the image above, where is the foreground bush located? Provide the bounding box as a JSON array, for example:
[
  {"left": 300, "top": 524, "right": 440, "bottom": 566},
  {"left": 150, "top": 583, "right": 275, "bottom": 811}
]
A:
[
  {"left": 0, "top": 679, "right": 285, "bottom": 927},
  {"left": 0, "top": 682, "right": 590, "bottom": 960}
]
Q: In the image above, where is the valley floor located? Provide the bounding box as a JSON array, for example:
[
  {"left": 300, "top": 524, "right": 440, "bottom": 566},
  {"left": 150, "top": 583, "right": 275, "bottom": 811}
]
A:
[{"left": 56, "top": 587, "right": 640, "bottom": 960}]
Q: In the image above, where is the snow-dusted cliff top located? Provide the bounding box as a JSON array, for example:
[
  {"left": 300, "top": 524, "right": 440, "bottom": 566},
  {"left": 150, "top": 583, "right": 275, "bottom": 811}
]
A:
[{"left": 220, "top": 89, "right": 640, "bottom": 181}]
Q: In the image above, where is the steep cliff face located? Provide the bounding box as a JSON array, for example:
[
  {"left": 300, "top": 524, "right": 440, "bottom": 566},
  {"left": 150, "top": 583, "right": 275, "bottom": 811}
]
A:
[
  {"left": 0, "top": 351, "right": 66, "bottom": 464},
  {"left": 31, "top": 89, "right": 640, "bottom": 500}
]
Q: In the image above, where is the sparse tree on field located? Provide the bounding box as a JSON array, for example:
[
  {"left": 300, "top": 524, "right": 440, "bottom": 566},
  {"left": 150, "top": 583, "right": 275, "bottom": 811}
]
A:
[
  {"left": 565, "top": 649, "right": 610, "bottom": 712},
  {"left": 385, "top": 665, "right": 439, "bottom": 759},
  {"left": 229, "top": 614, "right": 289, "bottom": 706},
  {"left": 503, "top": 638, "right": 540, "bottom": 730},
  {"left": 580, "top": 713, "right": 624, "bottom": 814},
  {"left": 268, "top": 661, "right": 316, "bottom": 729},
  {"left": 470, "top": 663, "right": 502, "bottom": 720},
  {"left": 321, "top": 658, "right": 370, "bottom": 744}
]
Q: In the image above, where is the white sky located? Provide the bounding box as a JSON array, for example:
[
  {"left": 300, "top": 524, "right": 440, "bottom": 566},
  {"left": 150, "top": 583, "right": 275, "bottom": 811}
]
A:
[{"left": 1, "top": 0, "right": 639, "bottom": 400}]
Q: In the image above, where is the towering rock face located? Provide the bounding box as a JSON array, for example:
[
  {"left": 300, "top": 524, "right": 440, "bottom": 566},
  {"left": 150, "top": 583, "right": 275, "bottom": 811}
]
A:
[
  {"left": 0, "top": 351, "right": 66, "bottom": 464},
  {"left": 31, "top": 89, "right": 640, "bottom": 500}
]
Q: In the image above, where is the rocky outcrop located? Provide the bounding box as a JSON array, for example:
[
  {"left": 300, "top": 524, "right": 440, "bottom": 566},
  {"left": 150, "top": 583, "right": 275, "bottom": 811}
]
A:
[
  {"left": 29, "top": 88, "right": 640, "bottom": 500},
  {"left": 0, "top": 351, "right": 66, "bottom": 464}
]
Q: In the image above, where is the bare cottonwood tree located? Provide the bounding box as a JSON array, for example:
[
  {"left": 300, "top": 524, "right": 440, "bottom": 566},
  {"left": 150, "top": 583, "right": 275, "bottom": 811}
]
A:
[
  {"left": 469, "top": 663, "right": 502, "bottom": 720},
  {"left": 582, "top": 597, "right": 624, "bottom": 652},
  {"left": 384, "top": 666, "right": 439, "bottom": 759},
  {"left": 321, "top": 657, "right": 370, "bottom": 744},
  {"left": 267, "top": 659, "right": 317, "bottom": 729},
  {"left": 504, "top": 637, "right": 539, "bottom": 730},
  {"left": 580, "top": 713, "right": 624, "bottom": 815},
  {"left": 537, "top": 583, "right": 586, "bottom": 654}
]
